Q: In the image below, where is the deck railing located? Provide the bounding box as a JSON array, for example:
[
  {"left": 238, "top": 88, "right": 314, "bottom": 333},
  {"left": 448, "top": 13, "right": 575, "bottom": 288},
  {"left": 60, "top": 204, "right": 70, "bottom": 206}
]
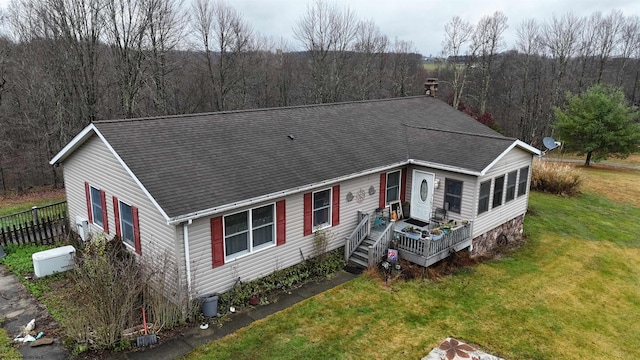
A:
[
  {"left": 344, "top": 211, "right": 370, "bottom": 262},
  {"left": 395, "top": 223, "right": 472, "bottom": 260},
  {"left": 367, "top": 222, "right": 394, "bottom": 267}
]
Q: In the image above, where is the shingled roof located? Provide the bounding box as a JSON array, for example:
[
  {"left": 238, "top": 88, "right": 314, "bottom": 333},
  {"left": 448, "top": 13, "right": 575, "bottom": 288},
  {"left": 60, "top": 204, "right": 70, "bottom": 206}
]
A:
[{"left": 52, "top": 96, "right": 539, "bottom": 221}]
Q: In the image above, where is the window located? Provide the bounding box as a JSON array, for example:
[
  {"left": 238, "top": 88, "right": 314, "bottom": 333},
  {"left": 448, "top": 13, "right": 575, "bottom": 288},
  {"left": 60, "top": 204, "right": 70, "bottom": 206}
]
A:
[
  {"left": 493, "top": 175, "right": 505, "bottom": 208},
  {"left": 313, "top": 189, "right": 332, "bottom": 229},
  {"left": 386, "top": 171, "right": 401, "bottom": 204},
  {"left": 119, "top": 202, "right": 135, "bottom": 248},
  {"left": 444, "top": 179, "right": 463, "bottom": 214},
  {"left": 224, "top": 204, "right": 275, "bottom": 259},
  {"left": 505, "top": 171, "right": 517, "bottom": 202},
  {"left": 478, "top": 181, "right": 491, "bottom": 214},
  {"left": 90, "top": 186, "right": 104, "bottom": 227},
  {"left": 518, "top": 166, "right": 529, "bottom": 197}
]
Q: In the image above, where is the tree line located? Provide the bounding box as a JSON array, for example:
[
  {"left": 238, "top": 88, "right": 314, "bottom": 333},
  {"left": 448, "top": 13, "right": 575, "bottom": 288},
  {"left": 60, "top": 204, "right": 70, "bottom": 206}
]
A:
[{"left": 0, "top": 1, "right": 638, "bottom": 194}]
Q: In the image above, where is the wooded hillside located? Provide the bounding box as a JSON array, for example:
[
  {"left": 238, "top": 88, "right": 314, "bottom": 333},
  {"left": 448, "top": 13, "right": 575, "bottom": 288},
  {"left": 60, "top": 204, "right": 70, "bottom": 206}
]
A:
[{"left": 0, "top": 1, "right": 638, "bottom": 194}]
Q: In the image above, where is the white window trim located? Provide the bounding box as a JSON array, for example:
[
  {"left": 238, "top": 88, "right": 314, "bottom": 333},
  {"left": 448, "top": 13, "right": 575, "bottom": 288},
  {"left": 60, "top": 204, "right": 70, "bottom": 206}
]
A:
[
  {"left": 386, "top": 170, "right": 401, "bottom": 204},
  {"left": 89, "top": 185, "right": 104, "bottom": 229},
  {"left": 312, "top": 188, "right": 332, "bottom": 233},
  {"left": 478, "top": 180, "right": 491, "bottom": 215},
  {"left": 505, "top": 170, "right": 517, "bottom": 203},
  {"left": 118, "top": 200, "right": 136, "bottom": 251},
  {"left": 223, "top": 203, "right": 276, "bottom": 261}
]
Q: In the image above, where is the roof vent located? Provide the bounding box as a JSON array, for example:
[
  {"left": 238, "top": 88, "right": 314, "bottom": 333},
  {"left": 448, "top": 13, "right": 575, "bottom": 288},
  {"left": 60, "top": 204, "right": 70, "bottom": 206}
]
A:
[{"left": 288, "top": 135, "right": 295, "bottom": 140}]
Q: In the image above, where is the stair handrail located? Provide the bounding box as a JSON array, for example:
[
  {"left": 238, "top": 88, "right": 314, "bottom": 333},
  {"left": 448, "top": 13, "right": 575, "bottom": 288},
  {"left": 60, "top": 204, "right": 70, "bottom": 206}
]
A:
[
  {"left": 367, "top": 222, "right": 394, "bottom": 267},
  {"left": 344, "top": 211, "right": 370, "bottom": 262}
]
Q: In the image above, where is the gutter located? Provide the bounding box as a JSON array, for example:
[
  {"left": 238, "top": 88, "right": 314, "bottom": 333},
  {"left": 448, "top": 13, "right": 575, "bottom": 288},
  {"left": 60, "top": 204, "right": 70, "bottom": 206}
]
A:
[{"left": 183, "top": 219, "right": 193, "bottom": 299}]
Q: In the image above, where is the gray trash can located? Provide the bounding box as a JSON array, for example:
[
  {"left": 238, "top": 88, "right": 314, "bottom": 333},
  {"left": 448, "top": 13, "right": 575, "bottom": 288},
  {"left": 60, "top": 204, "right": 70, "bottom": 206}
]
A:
[{"left": 201, "top": 294, "right": 219, "bottom": 318}]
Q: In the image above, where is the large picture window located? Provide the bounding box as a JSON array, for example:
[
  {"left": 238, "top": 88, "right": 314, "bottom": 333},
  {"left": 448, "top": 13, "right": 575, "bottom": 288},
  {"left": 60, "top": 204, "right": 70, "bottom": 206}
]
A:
[
  {"left": 493, "top": 175, "right": 505, "bottom": 208},
  {"left": 386, "top": 170, "right": 401, "bottom": 204},
  {"left": 119, "top": 202, "right": 135, "bottom": 248},
  {"left": 313, "top": 189, "right": 332, "bottom": 229},
  {"left": 518, "top": 166, "right": 529, "bottom": 197},
  {"left": 505, "top": 171, "right": 517, "bottom": 203},
  {"left": 444, "top": 178, "right": 463, "bottom": 214},
  {"left": 90, "top": 186, "right": 104, "bottom": 227},
  {"left": 478, "top": 181, "right": 491, "bottom": 214},
  {"left": 224, "top": 204, "right": 275, "bottom": 259}
]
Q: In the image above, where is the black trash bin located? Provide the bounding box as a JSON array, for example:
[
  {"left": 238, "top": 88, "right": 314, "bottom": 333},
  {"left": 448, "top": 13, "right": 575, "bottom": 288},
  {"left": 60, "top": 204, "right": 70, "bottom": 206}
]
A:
[{"left": 200, "top": 294, "right": 219, "bottom": 318}]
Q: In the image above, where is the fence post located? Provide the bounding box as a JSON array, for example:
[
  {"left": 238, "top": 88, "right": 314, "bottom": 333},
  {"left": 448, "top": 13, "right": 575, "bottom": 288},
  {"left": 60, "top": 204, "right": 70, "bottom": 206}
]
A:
[{"left": 32, "top": 206, "right": 38, "bottom": 223}]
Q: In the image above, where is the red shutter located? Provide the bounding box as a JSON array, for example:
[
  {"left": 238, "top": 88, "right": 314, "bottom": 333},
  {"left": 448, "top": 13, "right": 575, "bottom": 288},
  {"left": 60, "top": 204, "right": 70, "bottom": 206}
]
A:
[
  {"left": 211, "top": 216, "right": 224, "bottom": 268},
  {"left": 113, "top": 197, "right": 121, "bottom": 237},
  {"left": 276, "top": 200, "right": 286, "bottom": 246},
  {"left": 379, "top": 173, "right": 386, "bottom": 209},
  {"left": 84, "top": 182, "right": 93, "bottom": 223},
  {"left": 132, "top": 206, "right": 141, "bottom": 255},
  {"left": 331, "top": 185, "right": 340, "bottom": 226},
  {"left": 400, "top": 168, "right": 408, "bottom": 203},
  {"left": 303, "top": 192, "right": 312, "bottom": 236},
  {"left": 100, "top": 190, "right": 109, "bottom": 234}
]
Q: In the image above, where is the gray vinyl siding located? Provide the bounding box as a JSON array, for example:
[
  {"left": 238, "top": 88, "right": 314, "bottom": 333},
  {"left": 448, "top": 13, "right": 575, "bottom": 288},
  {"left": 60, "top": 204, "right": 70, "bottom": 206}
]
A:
[
  {"left": 472, "top": 148, "right": 534, "bottom": 237},
  {"left": 186, "top": 173, "right": 382, "bottom": 296},
  {"left": 61, "top": 135, "right": 182, "bottom": 299}
]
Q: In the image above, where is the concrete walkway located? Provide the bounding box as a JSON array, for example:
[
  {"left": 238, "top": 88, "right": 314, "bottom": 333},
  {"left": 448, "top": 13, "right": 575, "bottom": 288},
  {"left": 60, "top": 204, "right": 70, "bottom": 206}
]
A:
[
  {"left": 0, "top": 266, "right": 69, "bottom": 360},
  {"left": 108, "top": 270, "right": 359, "bottom": 360}
]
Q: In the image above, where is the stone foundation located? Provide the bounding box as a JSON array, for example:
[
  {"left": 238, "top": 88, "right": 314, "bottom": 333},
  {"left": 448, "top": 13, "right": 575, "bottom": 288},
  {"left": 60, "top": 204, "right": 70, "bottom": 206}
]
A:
[{"left": 471, "top": 215, "right": 524, "bottom": 257}]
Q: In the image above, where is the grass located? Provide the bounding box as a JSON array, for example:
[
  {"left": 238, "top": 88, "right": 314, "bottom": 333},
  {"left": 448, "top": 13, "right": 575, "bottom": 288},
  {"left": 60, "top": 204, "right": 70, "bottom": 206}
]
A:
[
  {"left": 0, "top": 317, "right": 20, "bottom": 360},
  {"left": 547, "top": 152, "right": 640, "bottom": 167},
  {"left": 0, "top": 187, "right": 66, "bottom": 217},
  {"left": 184, "top": 167, "right": 640, "bottom": 359},
  {"left": 0, "top": 244, "right": 59, "bottom": 298}
]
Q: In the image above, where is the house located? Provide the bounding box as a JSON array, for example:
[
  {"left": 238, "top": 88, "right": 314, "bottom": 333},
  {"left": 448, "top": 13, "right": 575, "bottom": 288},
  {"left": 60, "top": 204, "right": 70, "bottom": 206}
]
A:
[{"left": 50, "top": 95, "right": 540, "bottom": 300}]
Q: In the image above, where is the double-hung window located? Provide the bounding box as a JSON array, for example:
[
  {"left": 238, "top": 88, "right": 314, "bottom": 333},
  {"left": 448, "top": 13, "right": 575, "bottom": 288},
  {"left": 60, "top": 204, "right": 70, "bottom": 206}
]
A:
[
  {"left": 478, "top": 180, "right": 491, "bottom": 214},
  {"left": 119, "top": 201, "right": 135, "bottom": 248},
  {"left": 224, "top": 204, "right": 275, "bottom": 259},
  {"left": 386, "top": 171, "right": 401, "bottom": 204},
  {"left": 493, "top": 175, "right": 505, "bottom": 208},
  {"left": 313, "top": 189, "right": 332, "bottom": 229},
  {"left": 444, "top": 179, "right": 463, "bottom": 214},
  {"left": 90, "top": 186, "right": 104, "bottom": 227},
  {"left": 518, "top": 166, "right": 529, "bottom": 197},
  {"left": 505, "top": 171, "right": 517, "bottom": 203}
]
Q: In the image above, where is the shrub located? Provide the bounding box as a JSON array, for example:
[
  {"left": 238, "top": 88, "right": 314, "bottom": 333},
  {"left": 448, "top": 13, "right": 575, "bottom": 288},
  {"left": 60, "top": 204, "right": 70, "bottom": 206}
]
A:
[
  {"left": 218, "top": 247, "right": 345, "bottom": 311},
  {"left": 531, "top": 160, "right": 582, "bottom": 196}
]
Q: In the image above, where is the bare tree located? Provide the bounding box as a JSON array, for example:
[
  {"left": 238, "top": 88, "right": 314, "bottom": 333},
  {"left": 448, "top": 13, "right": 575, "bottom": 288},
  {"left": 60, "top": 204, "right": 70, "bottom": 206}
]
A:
[
  {"left": 104, "top": 0, "right": 150, "bottom": 118},
  {"left": 515, "top": 18, "right": 546, "bottom": 143},
  {"left": 472, "top": 11, "right": 508, "bottom": 113},
  {"left": 353, "top": 20, "right": 387, "bottom": 100},
  {"left": 293, "top": 0, "right": 359, "bottom": 103},
  {"left": 441, "top": 16, "right": 474, "bottom": 109},
  {"left": 191, "top": 0, "right": 253, "bottom": 111},
  {"left": 594, "top": 10, "right": 624, "bottom": 83},
  {"left": 616, "top": 15, "right": 640, "bottom": 87},
  {"left": 541, "top": 13, "right": 582, "bottom": 109},
  {"left": 143, "top": 0, "right": 186, "bottom": 115}
]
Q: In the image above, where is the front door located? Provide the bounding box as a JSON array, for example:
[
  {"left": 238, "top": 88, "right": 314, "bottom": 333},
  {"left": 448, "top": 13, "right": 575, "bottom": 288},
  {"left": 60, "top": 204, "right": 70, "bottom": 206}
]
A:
[{"left": 410, "top": 170, "right": 435, "bottom": 222}]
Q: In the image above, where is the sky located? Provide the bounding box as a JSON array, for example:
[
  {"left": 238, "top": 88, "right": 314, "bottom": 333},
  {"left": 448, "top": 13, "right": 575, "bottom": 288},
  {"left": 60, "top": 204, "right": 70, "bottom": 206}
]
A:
[{"left": 1, "top": 0, "right": 639, "bottom": 56}]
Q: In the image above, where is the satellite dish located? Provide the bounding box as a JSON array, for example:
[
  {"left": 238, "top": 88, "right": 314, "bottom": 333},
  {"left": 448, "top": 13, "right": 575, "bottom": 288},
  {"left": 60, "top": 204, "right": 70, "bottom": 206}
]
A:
[{"left": 543, "top": 137, "right": 560, "bottom": 151}]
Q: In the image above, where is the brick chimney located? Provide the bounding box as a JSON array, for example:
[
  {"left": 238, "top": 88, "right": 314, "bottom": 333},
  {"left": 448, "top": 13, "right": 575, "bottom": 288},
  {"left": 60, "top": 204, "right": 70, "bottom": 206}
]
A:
[{"left": 424, "top": 78, "right": 438, "bottom": 97}]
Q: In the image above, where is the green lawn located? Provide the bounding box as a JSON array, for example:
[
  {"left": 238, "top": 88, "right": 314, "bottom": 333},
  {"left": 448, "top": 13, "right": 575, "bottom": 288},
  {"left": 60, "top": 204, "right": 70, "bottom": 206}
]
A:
[{"left": 184, "top": 175, "right": 640, "bottom": 359}]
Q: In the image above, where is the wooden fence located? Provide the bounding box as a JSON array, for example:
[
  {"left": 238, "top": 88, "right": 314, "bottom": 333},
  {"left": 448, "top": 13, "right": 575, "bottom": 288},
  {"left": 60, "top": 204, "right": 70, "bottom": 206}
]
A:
[{"left": 0, "top": 201, "right": 69, "bottom": 247}]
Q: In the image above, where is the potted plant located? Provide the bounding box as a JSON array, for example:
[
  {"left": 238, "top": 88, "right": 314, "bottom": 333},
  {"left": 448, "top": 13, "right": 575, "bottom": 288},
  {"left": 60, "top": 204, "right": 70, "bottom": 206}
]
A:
[{"left": 429, "top": 228, "right": 443, "bottom": 241}]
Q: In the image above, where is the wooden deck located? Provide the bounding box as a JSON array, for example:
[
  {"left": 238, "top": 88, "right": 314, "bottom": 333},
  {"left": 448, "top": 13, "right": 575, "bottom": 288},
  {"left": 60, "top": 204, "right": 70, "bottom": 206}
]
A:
[{"left": 387, "top": 219, "right": 473, "bottom": 268}]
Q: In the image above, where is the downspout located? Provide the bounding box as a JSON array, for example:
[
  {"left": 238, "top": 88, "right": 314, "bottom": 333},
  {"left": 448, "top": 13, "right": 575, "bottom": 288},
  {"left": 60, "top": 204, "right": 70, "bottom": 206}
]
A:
[{"left": 183, "top": 219, "right": 193, "bottom": 299}]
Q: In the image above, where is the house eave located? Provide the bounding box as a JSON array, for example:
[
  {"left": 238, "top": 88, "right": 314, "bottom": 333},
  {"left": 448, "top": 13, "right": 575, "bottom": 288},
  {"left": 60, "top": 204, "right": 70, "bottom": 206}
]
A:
[
  {"left": 166, "top": 160, "right": 410, "bottom": 225},
  {"left": 49, "top": 124, "right": 171, "bottom": 223},
  {"left": 480, "top": 140, "right": 541, "bottom": 175},
  {"left": 408, "top": 159, "right": 482, "bottom": 176}
]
